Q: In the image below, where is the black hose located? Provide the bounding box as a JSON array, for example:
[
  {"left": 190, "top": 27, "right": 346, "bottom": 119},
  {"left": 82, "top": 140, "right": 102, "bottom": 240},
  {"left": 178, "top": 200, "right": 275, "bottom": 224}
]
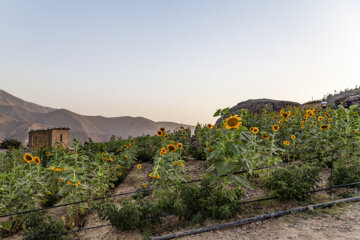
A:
[{"left": 151, "top": 195, "right": 360, "bottom": 240}]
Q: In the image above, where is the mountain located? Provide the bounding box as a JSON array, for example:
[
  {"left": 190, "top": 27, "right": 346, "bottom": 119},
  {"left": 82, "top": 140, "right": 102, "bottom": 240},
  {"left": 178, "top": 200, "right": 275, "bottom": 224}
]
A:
[{"left": 0, "top": 90, "right": 193, "bottom": 145}]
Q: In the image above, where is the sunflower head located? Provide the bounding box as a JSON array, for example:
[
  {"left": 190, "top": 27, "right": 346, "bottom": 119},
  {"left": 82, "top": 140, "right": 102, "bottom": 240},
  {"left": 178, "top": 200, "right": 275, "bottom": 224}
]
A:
[
  {"left": 327, "top": 118, "right": 332, "bottom": 122},
  {"left": 320, "top": 124, "right": 330, "bottom": 130},
  {"left": 34, "top": 156, "right": 41, "bottom": 165},
  {"left": 313, "top": 122, "right": 317, "bottom": 126},
  {"left": 281, "top": 112, "right": 289, "bottom": 119},
  {"left": 160, "top": 127, "right": 165, "bottom": 132},
  {"left": 250, "top": 127, "right": 259, "bottom": 134},
  {"left": 137, "top": 164, "right": 142, "bottom": 170},
  {"left": 283, "top": 140, "right": 290, "bottom": 146},
  {"left": 45, "top": 152, "right": 50, "bottom": 156},
  {"left": 177, "top": 143, "right": 183, "bottom": 149},
  {"left": 225, "top": 115, "right": 242, "bottom": 130},
  {"left": 261, "top": 134, "right": 271, "bottom": 140},
  {"left": 207, "top": 123, "right": 212, "bottom": 129},
  {"left": 156, "top": 130, "right": 163, "bottom": 136},
  {"left": 291, "top": 135, "right": 296, "bottom": 140},
  {"left": 272, "top": 124, "right": 280, "bottom": 132},
  {"left": 318, "top": 116, "right": 324, "bottom": 121},
  {"left": 167, "top": 144, "right": 176, "bottom": 152},
  {"left": 24, "top": 153, "right": 34, "bottom": 163}
]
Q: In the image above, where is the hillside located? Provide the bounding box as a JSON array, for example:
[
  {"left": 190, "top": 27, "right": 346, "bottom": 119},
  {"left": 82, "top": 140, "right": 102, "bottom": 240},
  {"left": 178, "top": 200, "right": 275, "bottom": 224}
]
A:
[{"left": 0, "top": 90, "right": 193, "bottom": 145}]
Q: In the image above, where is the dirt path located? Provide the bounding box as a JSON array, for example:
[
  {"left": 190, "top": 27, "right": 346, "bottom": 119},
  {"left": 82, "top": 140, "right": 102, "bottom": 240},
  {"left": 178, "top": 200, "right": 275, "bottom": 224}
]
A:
[{"left": 178, "top": 201, "right": 360, "bottom": 240}]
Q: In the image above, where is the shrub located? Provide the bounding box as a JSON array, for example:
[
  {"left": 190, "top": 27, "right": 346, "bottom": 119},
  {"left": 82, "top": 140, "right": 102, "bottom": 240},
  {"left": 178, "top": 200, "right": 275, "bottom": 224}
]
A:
[
  {"left": 332, "top": 159, "right": 360, "bottom": 186},
  {"left": 264, "top": 164, "right": 321, "bottom": 201},
  {"left": 22, "top": 212, "right": 65, "bottom": 240}
]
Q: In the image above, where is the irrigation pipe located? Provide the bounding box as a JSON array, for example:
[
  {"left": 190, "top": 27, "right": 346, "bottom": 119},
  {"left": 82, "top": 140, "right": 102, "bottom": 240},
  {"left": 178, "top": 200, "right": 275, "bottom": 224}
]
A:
[
  {"left": 1, "top": 147, "right": 357, "bottom": 219},
  {"left": 151, "top": 195, "right": 360, "bottom": 240}
]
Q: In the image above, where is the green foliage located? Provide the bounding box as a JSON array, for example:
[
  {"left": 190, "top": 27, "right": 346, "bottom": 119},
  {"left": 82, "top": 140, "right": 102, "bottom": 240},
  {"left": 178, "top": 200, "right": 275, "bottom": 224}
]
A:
[
  {"left": 264, "top": 164, "right": 321, "bottom": 201},
  {"left": 22, "top": 212, "right": 65, "bottom": 240},
  {"left": 332, "top": 158, "right": 360, "bottom": 186}
]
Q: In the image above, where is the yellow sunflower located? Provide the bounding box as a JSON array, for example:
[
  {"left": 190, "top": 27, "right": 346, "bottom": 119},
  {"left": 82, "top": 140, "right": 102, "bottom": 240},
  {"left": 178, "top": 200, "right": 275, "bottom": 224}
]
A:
[
  {"left": 250, "top": 127, "right": 259, "bottom": 134},
  {"left": 320, "top": 124, "right": 330, "bottom": 130},
  {"left": 207, "top": 123, "right": 212, "bottom": 129},
  {"left": 34, "top": 156, "right": 41, "bottom": 165},
  {"left": 283, "top": 140, "right": 290, "bottom": 146},
  {"left": 272, "top": 124, "right": 280, "bottom": 132},
  {"left": 318, "top": 116, "right": 324, "bottom": 121},
  {"left": 300, "top": 121, "right": 304, "bottom": 124},
  {"left": 58, "top": 178, "right": 63, "bottom": 183},
  {"left": 156, "top": 130, "right": 163, "bottom": 136},
  {"left": 45, "top": 152, "right": 50, "bottom": 156},
  {"left": 261, "top": 134, "right": 271, "bottom": 140},
  {"left": 160, "top": 127, "right": 165, "bottom": 132},
  {"left": 291, "top": 135, "right": 296, "bottom": 140},
  {"left": 327, "top": 118, "right": 332, "bottom": 122},
  {"left": 225, "top": 115, "right": 242, "bottom": 130},
  {"left": 167, "top": 144, "right": 176, "bottom": 152},
  {"left": 313, "top": 122, "right": 317, "bottom": 126},
  {"left": 149, "top": 172, "right": 160, "bottom": 179},
  {"left": 24, "top": 153, "right": 34, "bottom": 163},
  {"left": 137, "top": 164, "right": 142, "bottom": 170},
  {"left": 177, "top": 143, "right": 183, "bottom": 149}
]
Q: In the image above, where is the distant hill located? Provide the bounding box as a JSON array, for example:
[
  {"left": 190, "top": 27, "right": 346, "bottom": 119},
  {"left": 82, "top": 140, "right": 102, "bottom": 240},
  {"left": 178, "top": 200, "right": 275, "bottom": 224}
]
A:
[{"left": 0, "top": 90, "right": 193, "bottom": 145}]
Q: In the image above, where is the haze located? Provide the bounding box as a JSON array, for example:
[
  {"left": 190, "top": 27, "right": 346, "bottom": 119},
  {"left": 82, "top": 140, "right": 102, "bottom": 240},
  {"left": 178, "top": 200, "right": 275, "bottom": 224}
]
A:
[{"left": 1, "top": 0, "right": 360, "bottom": 125}]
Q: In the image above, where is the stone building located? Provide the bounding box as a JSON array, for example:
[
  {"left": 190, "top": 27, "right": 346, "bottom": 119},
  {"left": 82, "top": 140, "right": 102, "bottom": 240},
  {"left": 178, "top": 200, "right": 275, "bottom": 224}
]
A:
[{"left": 28, "top": 128, "right": 70, "bottom": 149}]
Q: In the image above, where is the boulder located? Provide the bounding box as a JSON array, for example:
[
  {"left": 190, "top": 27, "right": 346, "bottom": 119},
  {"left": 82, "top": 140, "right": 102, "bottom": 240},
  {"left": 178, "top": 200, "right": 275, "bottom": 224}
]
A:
[{"left": 216, "top": 99, "right": 300, "bottom": 125}]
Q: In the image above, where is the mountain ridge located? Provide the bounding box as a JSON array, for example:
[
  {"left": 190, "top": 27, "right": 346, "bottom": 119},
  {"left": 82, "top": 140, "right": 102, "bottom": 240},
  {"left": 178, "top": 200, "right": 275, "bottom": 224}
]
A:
[{"left": 0, "top": 90, "right": 193, "bottom": 145}]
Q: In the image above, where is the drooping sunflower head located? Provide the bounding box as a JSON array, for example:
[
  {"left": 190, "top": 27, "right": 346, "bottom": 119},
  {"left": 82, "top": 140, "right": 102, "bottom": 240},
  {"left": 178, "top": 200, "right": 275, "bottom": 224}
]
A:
[
  {"left": 177, "top": 143, "right": 183, "bottom": 149},
  {"left": 320, "top": 124, "right": 330, "bottom": 130},
  {"left": 24, "top": 153, "right": 34, "bottom": 163},
  {"left": 250, "top": 127, "right": 259, "bottom": 134},
  {"left": 34, "top": 156, "right": 41, "bottom": 165},
  {"left": 272, "top": 124, "right": 280, "bottom": 132},
  {"left": 167, "top": 144, "right": 176, "bottom": 152},
  {"left": 225, "top": 115, "right": 242, "bottom": 130}
]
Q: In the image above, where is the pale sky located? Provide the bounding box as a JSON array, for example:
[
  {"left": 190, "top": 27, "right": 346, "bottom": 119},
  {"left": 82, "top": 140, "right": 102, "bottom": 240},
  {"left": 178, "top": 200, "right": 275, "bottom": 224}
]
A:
[{"left": 1, "top": 0, "right": 360, "bottom": 125}]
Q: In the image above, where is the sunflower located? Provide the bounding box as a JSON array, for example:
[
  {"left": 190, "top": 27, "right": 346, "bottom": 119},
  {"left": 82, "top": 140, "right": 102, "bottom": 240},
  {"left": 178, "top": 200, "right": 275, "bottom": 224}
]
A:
[
  {"left": 116, "top": 165, "right": 121, "bottom": 169},
  {"left": 207, "top": 123, "right": 212, "bottom": 129},
  {"left": 283, "top": 140, "right": 290, "bottom": 146},
  {"left": 177, "top": 143, "right": 183, "bottom": 149},
  {"left": 291, "top": 135, "right": 296, "bottom": 140},
  {"left": 34, "top": 156, "right": 41, "bottom": 165},
  {"left": 355, "top": 129, "right": 358, "bottom": 133},
  {"left": 118, "top": 172, "right": 123, "bottom": 177},
  {"left": 167, "top": 144, "right": 176, "bottom": 152},
  {"left": 164, "top": 134, "right": 168, "bottom": 138},
  {"left": 303, "top": 115, "right": 309, "bottom": 119},
  {"left": 327, "top": 118, "right": 332, "bottom": 122},
  {"left": 300, "top": 121, "right": 304, "bottom": 124},
  {"left": 137, "top": 164, "right": 142, "bottom": 170},
  {"left": 320, "top": 124, "right": 330, "bottom": 130},
  {"left": 250, "top": 127, "right": 259, "bottom": 134},
  {"left": 173, "top": 161, "right": 184, "bottom": 167},
  {"left": 142, "top": 183, "right": 147, "bottom": 188},
  {"left": 45, "top": 152, "right": 50, "bottom": 156},
  {"left": 313, "top": 122, "right": 317, "bottom": 126},
  {"left": 24, "top": 153, "right": 34, "bottom": 163},
  {"left": 281, "top": 112, "right": 289, "bottom": 119},
  {"left": 160, "top": 127, "right": 165, "bottom": 132},
  {"left": 156, "top": 130, "right": 163, "bottom": 136},
  {"left": 170, "top": 140, "right": 175, "bottom": 144},
  {"left": 225, "top": 115, "right": 242, "bottom": 130},
  {"left": 325, "top": 112, "right": 330, "bottom": 117},
  {"left": 50, "top": 166, "right": 56, "bottom": 171},
  {"left": 160, "top": 147, "right": 167, "bottom": 156},
  {"left": 58, "top": 178, "right": 63, "bottom": 183},
  {"left": 149, "top": 172, "right": 160, "bottom": 179},
  {"left": 301, "top": 125, "right": 305, "bottom": 129},
  {"left": 318, "top": 116, "right": 324, "bottom": 121},
  {"left": 261, "top": 134, "right": 271, "bottom": 140},
  {"left": 278, "top": 120, "right": 284, "bottom": 124},
  {"left": 272, "top": 124, "right": 280, "bottom": 132}
]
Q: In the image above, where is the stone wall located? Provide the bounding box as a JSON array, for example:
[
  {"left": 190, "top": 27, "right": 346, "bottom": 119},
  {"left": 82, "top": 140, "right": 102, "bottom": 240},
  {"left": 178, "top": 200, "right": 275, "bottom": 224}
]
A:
[
  {"left": 29, "top": 130, "right": 51, "bottom": 149},
  {"left": 51, "top": 129, "right": 69, "bottom": 146}
]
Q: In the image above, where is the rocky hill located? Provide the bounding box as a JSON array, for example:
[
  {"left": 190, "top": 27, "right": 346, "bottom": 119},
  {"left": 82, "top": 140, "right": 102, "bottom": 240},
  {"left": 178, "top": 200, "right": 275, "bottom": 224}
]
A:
[{"left": 0, "top": 90, "right": 193, "bottom": 145}]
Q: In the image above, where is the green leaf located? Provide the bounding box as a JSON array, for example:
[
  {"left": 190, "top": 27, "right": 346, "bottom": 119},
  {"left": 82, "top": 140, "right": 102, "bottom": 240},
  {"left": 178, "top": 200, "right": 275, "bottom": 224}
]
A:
[
  {"left": 226, "top": 142, "right": 240, "bottom": 156},
  {"left": 0, "top": 220, "right": 13, "bottom": 231},
  {"left": 213, "top": 109, "right": 221, "bottom": 117},
  {"left": 207, "top": 151, "right": 219, "bottom": 161},
  {"left": 215, "top": 161, "right": 235, "bottom": 176},
  {"left": 228, "top": 175, "right": 252, "bottom": 189},
  {"left": 349, "top": 104, "right": 358, "bottom": 110}
]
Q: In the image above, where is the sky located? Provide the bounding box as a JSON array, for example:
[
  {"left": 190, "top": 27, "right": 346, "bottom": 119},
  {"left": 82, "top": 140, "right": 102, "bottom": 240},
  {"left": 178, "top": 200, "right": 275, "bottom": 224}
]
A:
[{"left": 1, "top": 0, "right": 360, "bottom": 125}]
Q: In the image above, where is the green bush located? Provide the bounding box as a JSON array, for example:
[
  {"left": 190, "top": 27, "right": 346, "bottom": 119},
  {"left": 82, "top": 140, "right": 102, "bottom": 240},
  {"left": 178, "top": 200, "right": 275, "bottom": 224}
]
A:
[
  {"left": 22, "top": 212, "right": 65, "bottom": 240},
  {"left": 332, "top": 159, "right": 360, "bottom": 186},
  {"left": 264, "top": 164, "right": 321, "bottom": 201}
]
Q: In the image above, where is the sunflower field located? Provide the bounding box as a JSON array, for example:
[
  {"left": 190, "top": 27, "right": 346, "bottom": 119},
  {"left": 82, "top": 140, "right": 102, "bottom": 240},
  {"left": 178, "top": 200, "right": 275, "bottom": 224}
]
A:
[{"left": 1, "top": 104, "right": 360, "bottom": 238}]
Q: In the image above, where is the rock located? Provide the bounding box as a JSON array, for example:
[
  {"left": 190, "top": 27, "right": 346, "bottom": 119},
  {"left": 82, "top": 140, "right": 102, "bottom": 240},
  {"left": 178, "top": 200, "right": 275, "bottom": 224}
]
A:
[{"left": 215, "top": 98, "right": 301, "bottom": 125}]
